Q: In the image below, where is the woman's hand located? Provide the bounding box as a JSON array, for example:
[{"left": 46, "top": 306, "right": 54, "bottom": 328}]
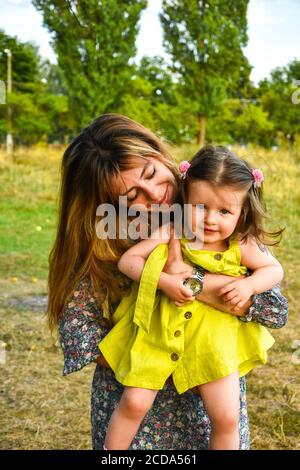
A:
[
  {"left": 163, "top": 226, "right": 193, "bottom": 276},
  {"left": 197, "top": 272, "right": 253, "bottom": 316},
  {"left": 95, "top": 355, "right": 111, "bottom": 369}
]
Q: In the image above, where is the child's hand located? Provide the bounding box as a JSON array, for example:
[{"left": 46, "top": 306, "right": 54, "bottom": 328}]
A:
[
  {"left": 219, "top": 278, "right": 254, "bottom": 311},
  {"left": 160, "top": 272, "right": 195, "bottom": 306}
]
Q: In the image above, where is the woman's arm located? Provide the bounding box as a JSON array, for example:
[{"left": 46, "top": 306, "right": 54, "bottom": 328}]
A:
[
  {"left": 59, "top": 277, "right": 112, "bottom": 375},
  {"left": 239, "top": 285, "right": 288, "bottom": 329},
  {"left": 119, "top": 225, "right": 194, "bottom": 303},
  {"left": 196, "top": 273, "right": 288, "bottom": 327},
  {"left": 196, "top": 273, "right": 252, "bottom": 316},
  {"left": 118, "top": 225, "right": 170, "bottom": 282},
  {"left": 164, "top": 232, "right": 288, "bottom": 327}
]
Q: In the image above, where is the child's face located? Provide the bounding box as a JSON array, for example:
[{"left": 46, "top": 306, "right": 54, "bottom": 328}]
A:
[{"left": 187, "top": 180, "right": 246, "bottom": 244}]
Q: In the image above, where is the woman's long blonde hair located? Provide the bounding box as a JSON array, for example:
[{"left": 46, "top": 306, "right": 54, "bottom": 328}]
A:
[{"left": 48, "top": 114, "right": 178, "bottom": 331}]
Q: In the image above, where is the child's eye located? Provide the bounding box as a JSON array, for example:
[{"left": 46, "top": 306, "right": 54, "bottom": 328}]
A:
[{"left": 220, "top": 208, "right": 229, "bottom": 215}]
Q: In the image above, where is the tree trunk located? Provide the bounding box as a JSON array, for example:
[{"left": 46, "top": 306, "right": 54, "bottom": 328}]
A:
[{"left": 198, "top": 115, "right": 207, "bottom": 147}]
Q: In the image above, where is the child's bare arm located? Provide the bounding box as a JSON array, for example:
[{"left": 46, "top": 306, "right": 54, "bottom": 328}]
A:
[
  {"left": 239, "top": 237, "right": 283, "bottom": 292},
  {"left": 118, "top": 224, "right": 194, "bottom": 304},
  {"left": 220, "top": 237, "right": 284, "bottom": 310},
  {"left": 117, "top": 225, "right": 171, "bottom": 282}
]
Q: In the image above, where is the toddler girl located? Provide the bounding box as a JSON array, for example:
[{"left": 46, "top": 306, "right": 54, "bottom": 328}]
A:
[{"left": 99, "top": 145, "right": 284, "bottom": 450}]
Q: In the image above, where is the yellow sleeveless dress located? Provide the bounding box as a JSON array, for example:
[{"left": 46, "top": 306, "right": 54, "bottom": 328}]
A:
[{"left": 99, "top": 237, "right": 275, "bottom": 394}]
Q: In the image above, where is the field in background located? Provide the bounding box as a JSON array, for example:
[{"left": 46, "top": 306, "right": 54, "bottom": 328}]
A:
[{"left": 0, "top": 144, "right": 299, "bottom": 449}]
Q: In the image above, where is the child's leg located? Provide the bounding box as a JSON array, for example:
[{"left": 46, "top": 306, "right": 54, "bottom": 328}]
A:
[
  {"left": 198, "top": 370, "right": 240, "bottom": 450},
  {"left": 104, "top": 387, "right": 159, "bottom": 450}
]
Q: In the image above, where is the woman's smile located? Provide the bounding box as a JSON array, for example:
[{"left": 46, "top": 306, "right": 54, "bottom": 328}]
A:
[{"left": 157, "top": 185, "right": 170, "bottom": 205}]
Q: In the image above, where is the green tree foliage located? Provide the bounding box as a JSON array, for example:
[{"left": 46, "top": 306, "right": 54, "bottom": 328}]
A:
[
  {"left": 1, "top": 88, "right": 71, "bottom": 145},
  {"left": 118, "top": 56, "right": 197, "bottom": 143},
  {"left": 209, "top": 99, "right": 274, "bottom": 146},
  {"left": 41, "top": 60, "right": 67, "bottom": 95},
  {"left": 137, "top": 56, "right": 176, "bottom": 107},
  {"left": 0, "top": 29, "right": 41, "bottom": 92},
  {"left": 0, "top": 30, "right": 72, "bottom": 145},
  {"left": 33, "top": 0, "right": 147, "bottom": 129},
  {"left": 117, "top": 71, "right": 158, "bottom": 132},
  {"left": 258, "top": 59, "right": 300, "bottom": 144},
  {"left": 160, "top": 0, "right": 251, "bottom": 145}
]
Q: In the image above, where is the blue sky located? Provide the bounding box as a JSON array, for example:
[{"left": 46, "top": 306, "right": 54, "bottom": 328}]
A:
[{"left": 0, "top": 0, "right": 299, "bottom": 83}]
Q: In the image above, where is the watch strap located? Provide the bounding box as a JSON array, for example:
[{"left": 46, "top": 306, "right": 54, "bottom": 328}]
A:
[{"left": 192, "top": 265, "right": 205, "bottom": 286}]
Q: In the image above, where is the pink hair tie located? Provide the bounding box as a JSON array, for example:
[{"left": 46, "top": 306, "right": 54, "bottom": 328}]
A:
[
  {"left": 252, "top": 169, "right": 264, "bottom": 188},
  {"left": 179, "top": 160, "right": 191, "bottom": 180}
]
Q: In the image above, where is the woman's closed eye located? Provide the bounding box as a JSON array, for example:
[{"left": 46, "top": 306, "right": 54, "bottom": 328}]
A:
[
  {"left": 146, "top": 167, "right": 156, "bottom": 179},
  {"left": 127, "top": 167, "right": 156, "bottom": 201}
]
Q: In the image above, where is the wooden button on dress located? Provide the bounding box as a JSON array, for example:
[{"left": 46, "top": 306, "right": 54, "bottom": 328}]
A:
[
  {"left": 171, "top": 353, "right": 179, "bottom": 361},
  {"left": 214, "top": 253, "right": 223, "bottom": 260},
  {"left": 174, "top": 330, "right": 181, "bottom": 337},
  {"left": 184, "top": 311, "right": 192, "bottom": 319}
]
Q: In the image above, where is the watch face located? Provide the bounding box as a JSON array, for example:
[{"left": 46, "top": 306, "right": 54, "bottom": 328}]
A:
[{"left": 183, "top": 277, "right": 202, "bottom": 295}]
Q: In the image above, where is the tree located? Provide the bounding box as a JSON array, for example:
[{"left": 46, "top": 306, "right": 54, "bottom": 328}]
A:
[
  {"left": 160, "top": 0, "right": 251, "bottom": 145},
  {"left": 118, "top": 56, "right": 198, "bottom": 144},
  {"left": 0, "top": 86, "right": 73, "bottom": 145},
  {"left": 258, "top": 59, "right": 300, "bottom": 145},
  {"left": 137, "top": 56, "right": 177, "bottom": 107},
  {"left": 40, "top": 60, "right": 67, "bottom": 96},
  {"left": 0, "top": 29, "right": 42, "bottom": 92},
  {"left": 33, "top": 0, "right": 147, "bottom": 129},
  {"left": 0, "top": 30, "right": 73, "bottom": 145}
]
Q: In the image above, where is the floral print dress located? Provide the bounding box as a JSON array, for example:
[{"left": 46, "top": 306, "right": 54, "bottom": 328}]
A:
[{"left": 59, "top": 277, "right": 288, "bottom": 450}]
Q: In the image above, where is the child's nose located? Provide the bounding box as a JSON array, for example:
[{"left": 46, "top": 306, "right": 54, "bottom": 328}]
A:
[{"left": 205, "top": 210, "right": 217, "bottom": 225}]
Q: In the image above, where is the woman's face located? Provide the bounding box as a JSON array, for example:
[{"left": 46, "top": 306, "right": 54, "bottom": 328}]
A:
[{"left": 111, "top": 157, "right": 177, "bottom": 209}]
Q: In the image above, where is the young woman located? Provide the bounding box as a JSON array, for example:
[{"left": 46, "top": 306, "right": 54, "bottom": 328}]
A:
[{"left": 51, "top": 114, "right": 288, "bottom": 449}]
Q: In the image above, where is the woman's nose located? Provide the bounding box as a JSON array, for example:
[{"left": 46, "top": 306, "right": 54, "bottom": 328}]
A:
[{"left": 142, "top": 181, "right": 161, "bottom": 205}]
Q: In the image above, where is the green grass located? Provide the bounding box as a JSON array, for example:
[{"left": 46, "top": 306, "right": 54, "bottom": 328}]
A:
[
  {"left": 0, "top": 144, "right": 299, "bottom": 449},
  {"left": 0, "top": 147, "right": 59, "bottom": 279}
]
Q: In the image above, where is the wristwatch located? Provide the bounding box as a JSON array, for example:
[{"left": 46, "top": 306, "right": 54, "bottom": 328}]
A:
[{"left": 183, "top": 265, "right": 205, "bottom": 296}]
